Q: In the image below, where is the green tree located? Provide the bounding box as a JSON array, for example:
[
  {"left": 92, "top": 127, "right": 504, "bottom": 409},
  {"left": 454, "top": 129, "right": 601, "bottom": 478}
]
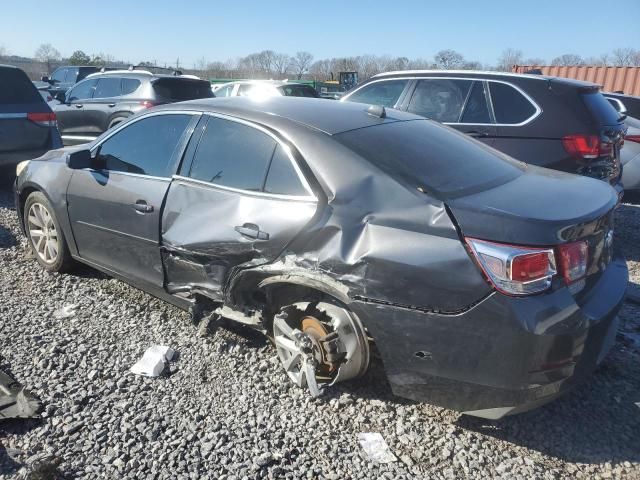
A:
[{"left": 69, "top": 50, "right": 91, "bottom": 65}]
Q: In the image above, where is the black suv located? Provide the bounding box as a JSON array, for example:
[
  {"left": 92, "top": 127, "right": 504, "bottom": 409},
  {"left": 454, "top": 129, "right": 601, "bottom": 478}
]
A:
[
  {"left": 42, "top": 66, "right": 116, "bottom": 98},
  {"left": 342, "top": 71, "right": 625, "bottom": 191},
  {"left": 53, "top": 71, "right": 213, "bottom": 145},
  {"left": 0, "top": 65, "right": 62, "bottom": 171}
]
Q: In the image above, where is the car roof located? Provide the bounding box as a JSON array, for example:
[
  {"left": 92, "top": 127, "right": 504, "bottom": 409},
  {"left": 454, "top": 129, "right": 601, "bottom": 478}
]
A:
[
  {"left": 86, "top": 70, "right": 204, "bottom": 81},
  {"left": 0, "top": 64, "right": 20, "bottom": 70},
  {"left": 222, "top": 80, "right": 309, "bottom": 87},
  {"left": 371, "top": 70, "right": 599, "bottom": 89},
  {"left": 156, "top": 96, "right": 422, "bottom": 135}
]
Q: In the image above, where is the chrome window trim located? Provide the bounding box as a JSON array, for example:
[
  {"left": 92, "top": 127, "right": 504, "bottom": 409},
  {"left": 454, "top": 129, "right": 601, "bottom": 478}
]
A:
[
  {"left": 172, "top": 175, "right": 317, "bottom": 203},
  {"left": 75, "top": 168, "right": 171, "bottom": 183},
  {"left": 342, "top": 76, "right": 542, "bottom": 127},
  {"left": 372, "top": 69, "right": 550, "bottom": 81}
]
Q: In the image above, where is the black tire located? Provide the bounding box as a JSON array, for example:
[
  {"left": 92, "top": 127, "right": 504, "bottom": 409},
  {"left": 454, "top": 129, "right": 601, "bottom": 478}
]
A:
[{"left": 23, "top": 191, "right": 74, "bottom": 272}]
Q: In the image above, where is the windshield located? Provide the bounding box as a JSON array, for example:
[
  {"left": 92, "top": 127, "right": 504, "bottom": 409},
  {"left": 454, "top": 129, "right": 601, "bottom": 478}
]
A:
[{"left": 335, "top": 120, "right": 524, "bottom": 199}]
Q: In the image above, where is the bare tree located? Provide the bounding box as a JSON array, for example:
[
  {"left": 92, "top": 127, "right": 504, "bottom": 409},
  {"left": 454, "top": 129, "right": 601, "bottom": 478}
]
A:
[
  {"left": 584, "top": 54, "right": 609, "bottom": 66},
  {"left": 611, "top": 48, "right": 638, "bottom": 66},
  {"left": 34, "top": 43, "right": 61, "bottom": 73},
  {"left": 272, "top": 53, "right": 291, "bottom": 78},
  {"left": 522, "top": 57, "right": 545, "bottom": 66},
  {"left": 291, "top": 51, "right": 313, "bottom": 79},
  {"left": 309, "top": 59, "right": 333, "bottom": 80},
  {"left": 434, "top": 49, "right": 465, "bottom": 69},
  {"left": 462, "top": 60, "right": 483, "bottom": 70},
  {"left": 551, "top": 54, "right": 585, "bottom": 66},
  {"left": 496, "top": 48, "right": 523, "bottom": 71}
]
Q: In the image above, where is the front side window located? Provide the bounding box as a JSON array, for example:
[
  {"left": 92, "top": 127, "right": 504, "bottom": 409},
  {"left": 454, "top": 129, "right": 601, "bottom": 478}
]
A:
[
  {"left": 67, "top": 79, "right": 97, "bottom": 102},
  {"left": 460, "top": 81, "right": 491, "bottom": 123},
  {"left": 94, "top": 77, "right": 122, "bottom": 99},
  {"left": 346, "top": 80, "right": 408, "bottom": 107},
  {"left": 264, "top": 145, "right": 308, "bottom": 196},
  {"left": 188, "top": 117, "right": 276, "bottom": 191},
  {"left": 407, "top": 79, "right": 473, "bottom": 122},
  {"left": 489, "top": 82, "right": 537, "bottom": 124},
  {"left": 97, "top": 114, "right": 192, "bottom": 177}
]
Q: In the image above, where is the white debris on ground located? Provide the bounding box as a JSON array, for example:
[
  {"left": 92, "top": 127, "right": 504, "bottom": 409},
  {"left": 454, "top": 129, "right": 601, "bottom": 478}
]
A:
[
  {"left": 358, "top": 432, "right": 397, "bottom": 463},
  {"left": 52, "top": 304, "right": 76, "bottom": 320},
  {"left": 130, "top": 346, "right": 176, "bottom": 377}
]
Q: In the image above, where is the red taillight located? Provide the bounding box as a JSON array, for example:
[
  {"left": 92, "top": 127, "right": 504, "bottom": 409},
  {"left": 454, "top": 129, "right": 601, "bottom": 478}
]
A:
[
  {"left": 27, "top": 112, "right": 57, "bottom": 127},
  {"left": 556, "top": 241, "right": 588, "bottom": 285},
  {"left": 562, "top": 134, "right": 610, "bottom": 159},
  {"left": 466, "top": 238, "right": 556, "bottom": 296},
  {"left": 626, "top": 134, "right": 640, "bottom": 144},
  {"left": 140, "top": 101, "right": 156, "bottom": 109}
]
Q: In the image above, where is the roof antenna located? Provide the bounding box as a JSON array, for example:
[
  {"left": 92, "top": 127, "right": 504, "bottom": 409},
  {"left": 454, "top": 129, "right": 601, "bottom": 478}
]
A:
[{"left": 367, "top": 105, "right": 386, "bottom": 118}]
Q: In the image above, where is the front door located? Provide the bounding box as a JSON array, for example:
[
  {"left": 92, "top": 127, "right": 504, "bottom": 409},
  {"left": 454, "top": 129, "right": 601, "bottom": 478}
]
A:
[
  {"left": 55, "top": 78, "right": 97, "bottom": 144},
  {"left": 66, "top": 112, "right": 198, "bottom": 286}
]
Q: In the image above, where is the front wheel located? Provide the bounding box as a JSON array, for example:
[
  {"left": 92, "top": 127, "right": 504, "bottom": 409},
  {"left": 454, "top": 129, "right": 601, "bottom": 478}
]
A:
[
  {"left": 24, "top": 191, "right": 74, "bottom": 272},
  {"left": 272, "top": 301, "right": 370, "bottom": 397}
]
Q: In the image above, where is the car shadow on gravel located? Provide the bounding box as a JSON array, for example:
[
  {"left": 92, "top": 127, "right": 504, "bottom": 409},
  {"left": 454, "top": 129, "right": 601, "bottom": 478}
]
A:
[
  {"left": 0, "top": 224, "right": 16, "bottom": 248},
  {"left": 455, "top": 346, "right": 640, "bottom": 464}
]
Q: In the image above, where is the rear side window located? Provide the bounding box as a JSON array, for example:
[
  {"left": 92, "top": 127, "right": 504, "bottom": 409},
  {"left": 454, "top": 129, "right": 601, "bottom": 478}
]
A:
[
  {"left": 0, "top": 68, "right": 42, "bottom": 104},
  {"left": 214, "top": 85, "right": 233, "bottom": 97},
  {"left": 489, "top": 82, "right": 537, "bottom": 124},
  {"left": 188, "top": 117, "right": 276, "bottom": 191},
  {"left": 346, "top": 80, "right": 408, "bottom": 107},
  {"left": 65, "top": 68, "right": 79, "bottom": 83},
  {"left": 264, "top": 145, "right": 308, "bottom": 195},
  {"left": 336, "top": 120, "right": 522, "bottom": 198},
  {"left": 461, "top": 81, "right": 491, "bottom": 123},
  {"left": 279, "top": 85, "right": 319, "bottom": 98},
  {"left": 122, "top": 79, "right": 141, "bottom": 95},
  {"left": 97, "top": 114, "right": 192, "bottom": 177},
  {"left": 94, "top": 77, "right": 122, "bottom": 98},
  {"left": 67, "top": 79, "right": 97, "bottom": 102},
  {"left": 50, "top": 68, "right": 66, "bottom": 83},
  {"left": 153, "top": 79, "right": 213, "bottom": 101},
  {"left": 407, "top": 79, "right": 473, "bottom": 122},
  {"left": 582, "top": 92, "right": 621, "bottom": 126}
]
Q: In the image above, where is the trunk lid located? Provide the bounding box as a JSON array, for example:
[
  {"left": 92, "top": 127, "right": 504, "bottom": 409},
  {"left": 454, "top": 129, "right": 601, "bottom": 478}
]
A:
[{"left": 447, "top": 165, "right": 618, "bottom": 285}]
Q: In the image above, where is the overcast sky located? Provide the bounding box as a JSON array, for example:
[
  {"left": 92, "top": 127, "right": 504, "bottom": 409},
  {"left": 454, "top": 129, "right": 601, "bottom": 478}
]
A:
[{"left": 2, "top": 0, "right": 639, "bottom": 67}]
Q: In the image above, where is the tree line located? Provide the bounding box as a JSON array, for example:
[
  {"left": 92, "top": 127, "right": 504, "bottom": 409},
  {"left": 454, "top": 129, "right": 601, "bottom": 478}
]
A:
[{"left": 1, "top": 43, "right": 639, "bottom": 81}]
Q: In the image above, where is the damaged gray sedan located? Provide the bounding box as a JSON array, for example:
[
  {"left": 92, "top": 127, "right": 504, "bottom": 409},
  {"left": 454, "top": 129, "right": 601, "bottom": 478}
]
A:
[{"left": 14, "top": 97, "right": 628, "bottom": 419}]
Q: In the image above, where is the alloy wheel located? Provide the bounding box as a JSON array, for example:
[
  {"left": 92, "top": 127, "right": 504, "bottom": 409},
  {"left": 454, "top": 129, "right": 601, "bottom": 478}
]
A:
[{"left": 27, "top": 202, "right": 59, "bottom": 264}]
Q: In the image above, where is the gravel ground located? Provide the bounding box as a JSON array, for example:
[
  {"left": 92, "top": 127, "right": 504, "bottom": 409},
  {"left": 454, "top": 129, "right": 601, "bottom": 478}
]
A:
[{"left": 0, "top": 180, "right": 639, "bottom": 480}]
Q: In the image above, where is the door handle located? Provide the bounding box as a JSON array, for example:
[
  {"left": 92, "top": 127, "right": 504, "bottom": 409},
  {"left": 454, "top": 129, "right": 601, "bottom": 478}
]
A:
[
  {"left": 108, "top": 103, "right": 116, "bottom": 107},
  {"left": 75, "top": 104, "right": 83, "bottom": 108},
  {"left": 133, "top": 200, "right": 154, "bottom": 214},
  {"left": 466, "top": 131, "right": 489, "bottom": 138},
  {"left": 235, "top": 223, "right": 269, "bottom": 240}
]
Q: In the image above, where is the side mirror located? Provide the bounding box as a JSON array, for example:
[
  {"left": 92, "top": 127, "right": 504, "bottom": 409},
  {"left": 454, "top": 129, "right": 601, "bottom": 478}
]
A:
[
  {"left": 54, "top": 91, "right": 66, "bottom": 103},
  {"left": 41, "top": 75, "right": 50, "bottom": 83},
  {"left": 67, "top": 150, "right": 93, "bottom": 169}
]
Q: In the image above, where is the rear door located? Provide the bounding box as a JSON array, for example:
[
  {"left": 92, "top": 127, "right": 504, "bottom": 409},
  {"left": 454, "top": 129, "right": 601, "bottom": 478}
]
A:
[
  {"left": 66, "top": 112, "right": 198, "bottom": 286},
  {"left": 161, "top": 114, "right": 318, "bottom": 297},
  {"left": 405, "top": 78, "right": 497, "bottom": 145},
  {"left": 0, "top": 67, "right": 52, "bottom": 156},
  {"left": 84, "top": 77, "right": 123, "bottom": 134}
]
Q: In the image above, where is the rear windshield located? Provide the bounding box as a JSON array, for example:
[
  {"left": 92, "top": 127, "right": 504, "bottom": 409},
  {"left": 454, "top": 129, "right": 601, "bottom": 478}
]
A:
[
  {"left": 582, "top": 91, "right": 621, "bottom": 126},
  {"left": 153, "top": 79, "right": 213, "bottom": 101},
  {"left": 335, "top": 120, "right": 523, "bottom": 199},
  {"left": 278, "top": 84, "right": 319, "bottom": 98},
  {"left": 0, "top": 68, "right": 43, "bottom": 104}
]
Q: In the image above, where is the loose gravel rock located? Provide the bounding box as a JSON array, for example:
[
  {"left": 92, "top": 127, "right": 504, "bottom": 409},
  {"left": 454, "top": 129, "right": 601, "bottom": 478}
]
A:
[{"left": 1, "top": 181, "right": 639, "bottom": 479}]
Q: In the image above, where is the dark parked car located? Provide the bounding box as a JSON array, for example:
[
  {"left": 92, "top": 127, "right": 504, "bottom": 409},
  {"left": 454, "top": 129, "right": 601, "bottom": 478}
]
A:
[
  {"left": 0, "top": 65, "right": 62, "bottom": 171},
  {"left": 41, "top": 65, "right": 115, "bottom": 98},
  {"left": 15, "top": 97, "right": 626, "bottom": 419},
  {"left": 53, "top": 70, "right": 213, "bottom": 145},
  {"left": 342, "top": 71, "right": 625, "bottom": 193},
  {"left": 604, "top": 92, "right": 640, "bottom": 119}
]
